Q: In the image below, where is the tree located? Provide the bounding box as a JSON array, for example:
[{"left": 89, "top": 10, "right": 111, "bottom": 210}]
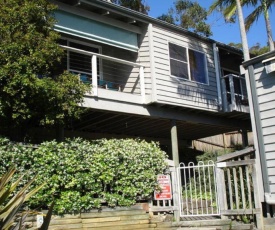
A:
[
  {"left": 228, "top": 41, "right": 270, "bottom": 56},
  {"left": 228, "top": 42, "right": 243, "bottom": 49},
  {"left": 157, "top": 13, "right": 176, "bottom": 25},
  {"left": 209, "top": 0, "right": 275, "bottom": 52},
  {"left": 0, "top": 0, "right": 89, "bottom": 141},
  {"left": 249, "top": 42, "right": 270, "bottom": 55},
  {"left": 157, "top": 0, "right": 212, "bottom": 37},
  {"left": 111, "top": 0, "right": 150, "bottom": 14},
  {"left": 245, "top": 0, "right": 275, "bottom": 51},
  {"left": 209, "top": 0, "right": 250, "bottom": 60}
]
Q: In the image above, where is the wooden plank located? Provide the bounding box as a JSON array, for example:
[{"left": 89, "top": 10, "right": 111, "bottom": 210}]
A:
[
  {"left": 82, "top": 223, "right": 155, "bottom": 230},
  {"left": 216, "top": 167, "right": 227, "bottom": 212},
  {"left": 52, "top": 214, "right": 81, "bottom": 219},
  {"left": 82, "top": 216, "right": 121, "bottom": 223},
  {"left": 257, "top": 99, "right": 275, "bottom": 112},
  {"left": 262, "top": 117, "right": 275, "bottom": 128},
  {"left": 217, "top": 147, "right": 254, "bottom": 162},
  {"left": 233, "top": 167, "right": 240, "bottom": 210},
  {"left": 50, "top": 218, "right": 82, "bottom": 225},
  {"left": 227, "top": 168, "right": 233, "bottom": 210},
  {"left": 265, "top": 143, "right": 275, "bottom": 153},
  {"left": 239, "top": 166, "right": 246, "bottom": 209},
  {"left": 82, "top": 219, "right": 149, "bottom": 228},
  {"left": 82, "top": 214, "right": 149, "bottom": 224},
  {"left": 252, "top": 164, "right": 263, "bottom": 230},
  {"left": 220, "top": 208, "right": 261, "bottom": 215},
  {"left": 246, "top": 165, "right": 253, "bottom": 210},
  {"left": 216, "top": 159, "right": 255, "bottom": 168},
  {"left": 48, "top": 223, "right": 83, "bottom": 229},
  {"left": 266, "top": 159, "right": 275, "bottom": 168},
  {"left": 81, "top": 210, "right": 146, "bottom": 218},
  {"left": 263, "top": 134, "right": 275, "bottom": 144}
]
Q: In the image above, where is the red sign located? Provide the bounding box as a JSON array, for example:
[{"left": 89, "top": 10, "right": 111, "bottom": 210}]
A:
[{"left": 154, "top": 174, "right": 172, "bottom": 200}]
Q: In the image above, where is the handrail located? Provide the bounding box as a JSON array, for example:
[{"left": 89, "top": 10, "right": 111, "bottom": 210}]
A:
[
  {"left": 60, "top": 45, "right": 145, "bottom": 102},
  {"left": 221, "top": 73, "right": 244, "bottom": 79},
  {"left": 60, "top": 45, "right": 144, "bottom": 67}
]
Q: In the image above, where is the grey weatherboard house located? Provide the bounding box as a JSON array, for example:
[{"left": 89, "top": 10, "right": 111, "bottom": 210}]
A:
[
  {"left": 49, "top": 0, "right": 250, "bottom": 151},
  {"left": 243, "top": 51, "right": 275, "bottom": 219},
  {"left": 42, "top": 0, "right": 273, "bottom": 226}
]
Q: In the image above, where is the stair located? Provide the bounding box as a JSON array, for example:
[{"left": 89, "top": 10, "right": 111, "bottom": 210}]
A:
[
  {"left": 150, "top": 216, "right": 255, "bottom": 230},
  {"left": 263, "top": 218, "right": 275, "bottom": 230},
  {"left": 49, "top": 207, "right": 154, "bottom": 230}
]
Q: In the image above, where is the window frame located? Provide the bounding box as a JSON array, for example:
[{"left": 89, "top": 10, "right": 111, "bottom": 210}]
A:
[{"left": 168, "top": 42, "right": 209, "bottom": 85}]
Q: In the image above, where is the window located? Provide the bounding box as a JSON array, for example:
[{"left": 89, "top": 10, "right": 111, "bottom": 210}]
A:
[{"left": 169, "top": 43, "right": 208, "bottom": 84}]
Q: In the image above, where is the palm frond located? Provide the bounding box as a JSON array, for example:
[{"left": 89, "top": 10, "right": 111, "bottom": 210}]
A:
[{"left": 245, "top": 6, "right": 263, "bottom": 31}]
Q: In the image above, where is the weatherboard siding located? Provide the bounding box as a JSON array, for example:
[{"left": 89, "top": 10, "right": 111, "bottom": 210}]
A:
[
  {"left": 254, "top": 59, "right": 275, "bottom": 194},
  {"left": 151, "top": 25, "right": 219, "bottom": 111},
  {"left": 138, "top": 27, "right": 152, "bottom": 96}
]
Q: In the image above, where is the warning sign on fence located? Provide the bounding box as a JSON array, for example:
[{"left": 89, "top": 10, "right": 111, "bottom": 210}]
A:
[{"left": 154, "top": 174, "right": 172, "bottom": 200}]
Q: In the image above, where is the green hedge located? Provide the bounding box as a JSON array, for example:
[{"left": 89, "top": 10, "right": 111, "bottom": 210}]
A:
[{"left": 0, "top": 137, "right": 168, "bottom": 214}]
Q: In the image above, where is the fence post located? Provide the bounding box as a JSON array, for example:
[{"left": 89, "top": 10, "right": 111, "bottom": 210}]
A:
[
  {"left": 216, "top": 166, "right": 227, "bottom": 219},
  {"left": 252, "top": 164, "right": 264, "bottom": 230}
]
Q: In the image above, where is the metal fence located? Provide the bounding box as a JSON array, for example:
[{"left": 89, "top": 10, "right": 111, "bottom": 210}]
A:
[{"left": 178, "top": 161, "right": 220, "bottom": 217}]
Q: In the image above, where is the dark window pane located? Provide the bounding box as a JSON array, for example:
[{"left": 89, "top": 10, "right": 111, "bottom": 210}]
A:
[
  {"left": 70, "top": 42, "right": 99, "bottom": 53},
  {"left": 69, "top": 52, "right": 91, "bottom": 73},
  {"left": 189, "top": 49, "right": 207, "bottom": 84},
  {"left": 68, "top": 42, "right": 99, "bottom": 74},
  {"left": 170, "top": 59, "right": 188, "bottom": 79},
  {"left": 233, "top": 78, "right": 241, "bottom": 94},
  {"left": 169, "top": 43, "right": 187, "bottom": 62}
]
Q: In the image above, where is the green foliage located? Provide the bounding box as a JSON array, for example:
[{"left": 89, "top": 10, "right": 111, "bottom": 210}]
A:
[
  {"left": 249, "top": 42, "right": 270, "bottom": 56},
  {"left": 0, "top": 167, "right": 44, "bottom": 230},
  {"left": 111, "top": 0, "right": 150, "bottom": 14},
  {"left": 157, "top": 13, "right": 176, "bottom": 25},
  {"left": 0, "top": 0, "right": 89, "bottom": 137},
  {"left": 0, "top": 137, "right": 168, "bottom": 214},
  {"left": 157, "top": 0, "right": 212, "bottom": 37}
]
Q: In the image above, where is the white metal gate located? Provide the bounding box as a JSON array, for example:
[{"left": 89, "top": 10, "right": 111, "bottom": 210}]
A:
[{"left": 177, "top": 161, "right": 220, "bottom": 217}]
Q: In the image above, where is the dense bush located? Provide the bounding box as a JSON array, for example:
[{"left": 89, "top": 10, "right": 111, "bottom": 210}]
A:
[{"left": 0, "top": 137, "right": 168, "bottom": 214}]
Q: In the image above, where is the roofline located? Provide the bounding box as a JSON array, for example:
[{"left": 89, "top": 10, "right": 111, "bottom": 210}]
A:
[
  {"left": 78, "top": 0, "right": 243, "bottom": 55},
  {"left": 243, "top": 50, "right": 275, "bottom": 68}
]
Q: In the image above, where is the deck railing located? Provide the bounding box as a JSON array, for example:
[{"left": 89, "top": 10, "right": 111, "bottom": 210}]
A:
[
  {"left": 221, "top": 74, "right": 248, "bottom": 112},
  {"left": 216, "top": 147, "right": 262, "bottom": 227},
  {"left": 60, "top": 45, "right": 146, "bottom": 103}
]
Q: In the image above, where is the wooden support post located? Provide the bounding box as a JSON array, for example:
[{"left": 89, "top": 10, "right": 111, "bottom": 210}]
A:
[
  {"left": 171, "top": 120, "right": 179, "bottom": 166},
  {"left": 252, "top": 164, "right": 264, "bottom": 230},
  {"left": 216, "top": 167, "right": 227, "bottom": 219},
  {"left": 170, "top": 120, "right": 180, "bottom": 222},
  {"left": 241, "top": 129, "right": 249, "bottom": 148}
]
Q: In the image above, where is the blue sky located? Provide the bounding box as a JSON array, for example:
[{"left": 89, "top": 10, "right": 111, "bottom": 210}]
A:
[{"left": 146, "top": 0, "right": 275, "bottom": 48}]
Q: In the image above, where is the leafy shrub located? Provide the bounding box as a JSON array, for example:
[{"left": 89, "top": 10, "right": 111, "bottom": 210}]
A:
[{"left": 0, "top": 137, "right": 168, "bottom": 214}]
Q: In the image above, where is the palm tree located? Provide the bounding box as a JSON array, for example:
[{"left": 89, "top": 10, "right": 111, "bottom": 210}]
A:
[
  {"left": 209, "top": 0, "right": 274, "bottom": 51},
  {"left": 209, "top": 0, "right": 250, "bottom": 60},
  {"left": 245, "top": 0, "right": 275, "bottom": 51}
]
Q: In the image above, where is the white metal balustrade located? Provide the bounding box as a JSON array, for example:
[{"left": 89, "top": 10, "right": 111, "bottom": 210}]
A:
[
  {"left": 60, "top": 45, "right": 146, "bottom": 103},
  {"left": 221, "top": 74, "right": 249, "bottom": 112},
  {"left": 178, "top": 161, "right": 220, "bottom": 217}
]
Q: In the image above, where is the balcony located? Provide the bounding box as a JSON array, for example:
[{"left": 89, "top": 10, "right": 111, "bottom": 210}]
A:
[
  {"left": 221, "top": 74, "right": 249, "bottom": 113},
  {"left": 60, "top": 45, "right": 146, "bottom": 105}
]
